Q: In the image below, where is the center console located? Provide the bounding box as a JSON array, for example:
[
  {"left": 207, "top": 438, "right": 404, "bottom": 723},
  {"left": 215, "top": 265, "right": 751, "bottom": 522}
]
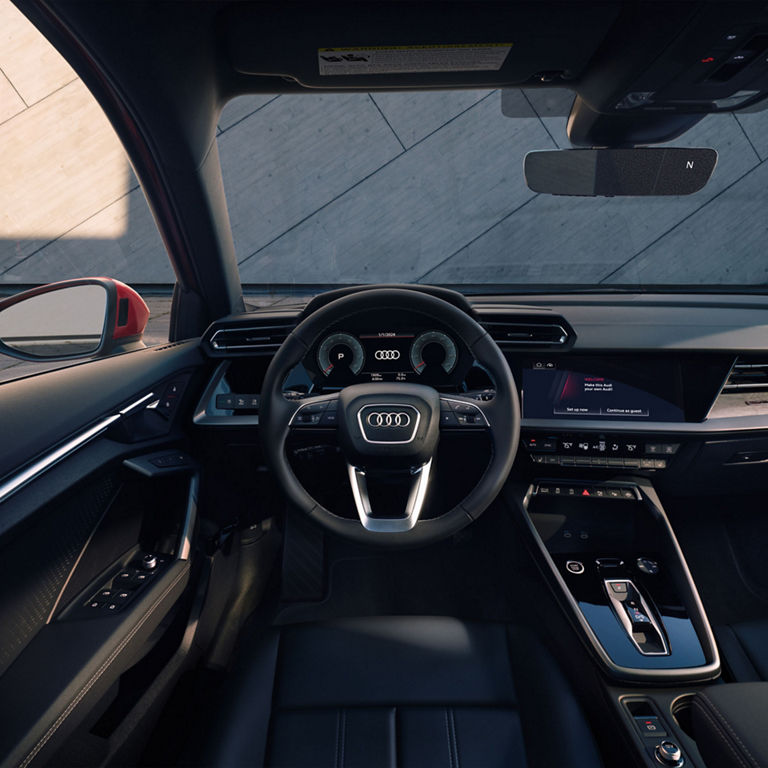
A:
[
  {"left": 510, "top": 476, "right": 721, "bottom": 767},
  {"left": 521, "top": 477, "right": 719, "bottom": 681}
]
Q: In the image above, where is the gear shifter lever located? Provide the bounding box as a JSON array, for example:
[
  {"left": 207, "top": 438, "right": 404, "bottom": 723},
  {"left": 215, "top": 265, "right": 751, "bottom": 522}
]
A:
[{"left": 604, "top": 579, "right": 669, "bottom": 656}]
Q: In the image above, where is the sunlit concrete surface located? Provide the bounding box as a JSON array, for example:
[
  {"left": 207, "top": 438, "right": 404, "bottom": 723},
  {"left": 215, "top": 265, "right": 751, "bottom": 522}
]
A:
[
  {"left": 0, "top": 0, "right": 171, "bottom": 285},
  {"left": 2, "top": 0, "right": 768, "bottom": 303}
]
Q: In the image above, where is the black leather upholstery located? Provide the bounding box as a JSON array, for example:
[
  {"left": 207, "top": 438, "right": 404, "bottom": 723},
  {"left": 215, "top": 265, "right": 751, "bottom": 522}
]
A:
[
  {"left": 205, "top": 616, "right": 602, "bottom": 768},
  {"left": 716, "top": 621, "right": 768, "bottom": 682},
  {"left": 692, "top": 683, "right": 768, "bottom": 768}
]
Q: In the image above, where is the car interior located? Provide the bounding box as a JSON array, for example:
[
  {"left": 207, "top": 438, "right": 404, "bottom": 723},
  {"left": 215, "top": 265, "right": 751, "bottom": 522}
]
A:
[{"left": 3, "top": 2, "right": 768, "bottom": 767}]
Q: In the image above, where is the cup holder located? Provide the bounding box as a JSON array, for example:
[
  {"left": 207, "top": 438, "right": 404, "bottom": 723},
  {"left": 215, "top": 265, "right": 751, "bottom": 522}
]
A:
[{"left": 671, "top": 693, "right": 696, "bottom": 740}]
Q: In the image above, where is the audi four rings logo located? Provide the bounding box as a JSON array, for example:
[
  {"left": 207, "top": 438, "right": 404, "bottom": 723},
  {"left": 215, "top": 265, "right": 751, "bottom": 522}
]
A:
[
  {"left": 366, "top": 411, "right": 411, "bottom": 428},
  {"left": 374, "top": 349, "right": 400, "bottom": 361}
]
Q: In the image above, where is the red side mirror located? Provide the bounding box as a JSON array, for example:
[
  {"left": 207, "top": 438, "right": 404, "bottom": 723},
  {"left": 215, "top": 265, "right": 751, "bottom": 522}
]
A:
[{"left": 0, "top": 278, "right": 150, "bottom": 362}]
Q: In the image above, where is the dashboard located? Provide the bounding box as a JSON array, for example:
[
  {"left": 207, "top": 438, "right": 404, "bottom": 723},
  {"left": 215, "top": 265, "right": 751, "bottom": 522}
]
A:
[{"left": 195, "top": 290, "right": 768, "bottom": 494}]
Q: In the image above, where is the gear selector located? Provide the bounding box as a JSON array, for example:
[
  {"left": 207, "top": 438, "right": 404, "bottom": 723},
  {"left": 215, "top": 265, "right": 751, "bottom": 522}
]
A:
[{"left": 604, "top": 579, "right": 669, "bottom": 656}]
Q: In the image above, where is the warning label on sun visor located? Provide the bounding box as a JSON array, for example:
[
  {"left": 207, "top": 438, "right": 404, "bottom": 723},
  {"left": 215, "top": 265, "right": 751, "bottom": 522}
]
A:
[{"left": 318, "top": 44, "right": 512, "bottom": 76}]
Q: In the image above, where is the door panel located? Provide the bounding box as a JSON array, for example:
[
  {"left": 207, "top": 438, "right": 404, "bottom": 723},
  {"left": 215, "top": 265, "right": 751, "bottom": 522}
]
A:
[{"left": 0, "top": 341, "right": 207, "bottom": 767}]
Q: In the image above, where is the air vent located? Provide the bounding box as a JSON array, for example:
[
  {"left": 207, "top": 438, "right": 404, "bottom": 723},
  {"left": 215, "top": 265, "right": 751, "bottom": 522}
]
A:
[
  {"left": 209, "top": 323, "right": 294, "bottom": 353},
  {"left": 482, "top": 317, "right": 570, "bottom": 347},
  {"left": 722, "top": 357, "right": 768, "bottom": 393}
]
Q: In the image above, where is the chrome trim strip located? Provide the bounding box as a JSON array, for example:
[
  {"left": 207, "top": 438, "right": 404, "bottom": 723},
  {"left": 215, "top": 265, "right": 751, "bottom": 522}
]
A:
[
  {"left": 348, "top": 459, "right": 432, "bottom": 533},
  {"left": 119, "top": 391, "right": 156, "bottom": 416},
  {"left": 703, "top": 355, "right": 738, "bottom": 420},
  {"left": 178, "top": 474, "right": 198, "bottom": 560},
  {"left": 486, "top": 322, "right": 568, "bottom": 346},
  {"left": 0, "top": 393, "right": 154, "bottom": 506},
  {"left": 210, "top": 325, "right": 292, "bottom": 351}
]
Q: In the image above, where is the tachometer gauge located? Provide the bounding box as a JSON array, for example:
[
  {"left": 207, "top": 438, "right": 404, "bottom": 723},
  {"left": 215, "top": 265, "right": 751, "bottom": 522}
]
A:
[
  {"left": 317, "top": 332, "right": 365, "bottom": 377},
  {"left": 410, "top": 330, "right": 458, "bottom": 375}
]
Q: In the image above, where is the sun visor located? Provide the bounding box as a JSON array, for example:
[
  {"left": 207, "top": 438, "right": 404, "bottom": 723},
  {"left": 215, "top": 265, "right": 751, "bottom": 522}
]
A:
[{"left": 224, "top": 3, "right": 620, "bottom": 89}]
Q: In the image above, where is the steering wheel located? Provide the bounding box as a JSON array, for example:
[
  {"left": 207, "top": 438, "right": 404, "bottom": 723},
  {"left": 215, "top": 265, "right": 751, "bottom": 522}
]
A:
[{"left": 260, "top": 288, "right": 520, "bottom": 546}]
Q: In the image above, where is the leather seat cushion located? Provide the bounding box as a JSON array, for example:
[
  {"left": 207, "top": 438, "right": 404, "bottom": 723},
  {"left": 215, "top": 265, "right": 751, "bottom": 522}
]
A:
[
  {"left": 269, "top": 706, "right": 524, "bottom": 768},
  {"left": 716, "top": 620, "right": 768, "bottom": 681},
  {"left": 692, "top": 683, "right": 768, "bottom": 768},
  {"left": 205, "top": 616, "right": 602, "bottom": 768}
]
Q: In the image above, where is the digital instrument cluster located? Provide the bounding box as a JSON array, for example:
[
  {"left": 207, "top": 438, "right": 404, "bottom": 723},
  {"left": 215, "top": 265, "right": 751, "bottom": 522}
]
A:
[{"left": 313, "top": 329, "right": 461, "bottom": 384}]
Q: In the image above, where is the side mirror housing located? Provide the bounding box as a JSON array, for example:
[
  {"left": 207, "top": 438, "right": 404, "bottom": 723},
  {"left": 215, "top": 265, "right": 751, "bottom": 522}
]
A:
[{"left": 0, "top": 278, "right": 149, "bottom": 362}]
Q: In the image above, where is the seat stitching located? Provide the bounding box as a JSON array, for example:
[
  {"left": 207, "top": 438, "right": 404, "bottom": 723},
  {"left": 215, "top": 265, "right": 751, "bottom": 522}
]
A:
[
  {"left": 692, "top": 699, "right": 751, "bottom": 768},
  {"left": 334, "top": 710, "right": 340, "bottom": 768},
  {"left": 700, "top": 693, "right": 761, "bottom": 768},
  {"left": 20, "top": 565, "right": 188, "bottom": 768},
  {"left": 444, "top": 707, "right": 454, "bottom": 768},
  {"left": 449, "top": 707, "right": 460, "bottom": 768}
]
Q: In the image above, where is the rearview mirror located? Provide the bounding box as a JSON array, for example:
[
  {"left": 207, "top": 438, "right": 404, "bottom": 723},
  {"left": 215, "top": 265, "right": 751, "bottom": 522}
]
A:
[
  {"left": 524, "top": 147, "right": 717, "bottom": 197},
  {"left": 0, "top": 278, "right": 149, "bottom": 361}
]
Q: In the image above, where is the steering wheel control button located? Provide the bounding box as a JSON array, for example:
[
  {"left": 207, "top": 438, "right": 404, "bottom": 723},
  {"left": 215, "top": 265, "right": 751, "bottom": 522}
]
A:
[
  {"left": 655, "top": 740, "right": 684, "bottom": 767},
  {"left": 566, "top": 560, "right": 585, "bottom": 575},
  {"left": 635, "top": 717, "right": 667, "bottom": 738},
  {"left": 637, "top": 558, "right": 660, "bottom": 575},
  {"left": 440, "top": 398, "right": 488, "bottom": 428},
  {"left": 319, "top": 409, "right": 338, "bottom": 426}
]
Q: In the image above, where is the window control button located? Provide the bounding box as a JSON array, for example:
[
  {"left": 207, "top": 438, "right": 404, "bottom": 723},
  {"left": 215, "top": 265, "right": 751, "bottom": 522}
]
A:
[
  {"left": 634, "top": 716, "right": 666, "bottom": 737},
  {"left": 103, "top": 601, "right": 120, "bottom": 613},
  {"left": 115, "top": 569, "right": 135, "bottom": 584},
  {"left": 86, "top": 600, "right": 102, "bottom": 610},
  {"left": 114, "top": 590, "right": 132, "bottom": 602},
  {"left": 97, "top": 589, "right": 113, "bottom": 599}
]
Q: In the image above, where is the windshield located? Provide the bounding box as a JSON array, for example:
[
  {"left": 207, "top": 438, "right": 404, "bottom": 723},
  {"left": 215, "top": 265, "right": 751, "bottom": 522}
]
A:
[{"left": 217, "top": 88, "right": 767, "bottom": 294}]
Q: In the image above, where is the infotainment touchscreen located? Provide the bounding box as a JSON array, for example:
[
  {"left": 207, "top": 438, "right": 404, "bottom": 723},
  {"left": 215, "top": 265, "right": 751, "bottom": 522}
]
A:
[{"left": 522, "top": 359, "right": 684, "bottom": 422}]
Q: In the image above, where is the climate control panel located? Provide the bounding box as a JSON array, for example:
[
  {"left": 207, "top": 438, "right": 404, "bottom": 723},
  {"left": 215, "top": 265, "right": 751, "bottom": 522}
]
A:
[{"left": 522, "top": 432, "right": 680, "bottom": 470}]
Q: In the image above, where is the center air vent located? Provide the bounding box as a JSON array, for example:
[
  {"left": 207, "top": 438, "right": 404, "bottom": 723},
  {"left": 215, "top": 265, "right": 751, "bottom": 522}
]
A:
[
  {"left": 209, "top": 323, "right": 294, "bottom": 353},
  {"left": 722, "top": 357, "right": 768, "bottom": 393},
  {"left": 480, "top": 315, "right": 572, "bottom": 348}
]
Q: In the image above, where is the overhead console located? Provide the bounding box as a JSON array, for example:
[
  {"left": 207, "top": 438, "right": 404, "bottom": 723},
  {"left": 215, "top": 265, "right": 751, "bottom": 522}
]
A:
[{"left": 222, "top": 2, "right": 768, "bottom": 143}]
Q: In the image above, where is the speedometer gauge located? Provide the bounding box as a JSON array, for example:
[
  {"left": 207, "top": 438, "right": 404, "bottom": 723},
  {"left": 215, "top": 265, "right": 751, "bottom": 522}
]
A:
[
  {"left": 317, "top": 332, "right": 365, "bottom": 376},
  {"left": 410, "top": 330, "right": 458, "bottom": 375}
]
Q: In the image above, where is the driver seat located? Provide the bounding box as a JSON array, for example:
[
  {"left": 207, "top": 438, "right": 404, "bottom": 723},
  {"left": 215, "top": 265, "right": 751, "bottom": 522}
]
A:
[{"left": 204, "top": 616, "right": 603, "bottom": 767}]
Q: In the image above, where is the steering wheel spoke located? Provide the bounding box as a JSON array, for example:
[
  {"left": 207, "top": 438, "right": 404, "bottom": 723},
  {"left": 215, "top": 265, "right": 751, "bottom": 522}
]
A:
[
  {"left": 347, "top": 460, "right": 432, "bottom": 533},
  {"left": 288, "top": 394, "right": 339, "bottom": 428}
]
